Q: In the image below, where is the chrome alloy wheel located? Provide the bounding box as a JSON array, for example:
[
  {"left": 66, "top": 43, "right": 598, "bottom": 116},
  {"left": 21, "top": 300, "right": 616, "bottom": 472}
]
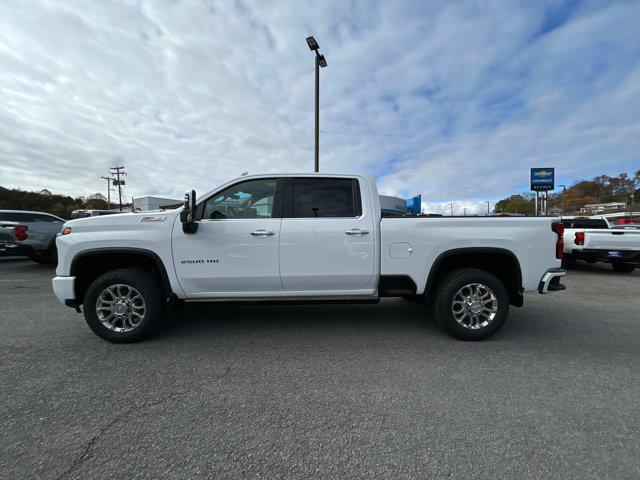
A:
[
  {"left": 95, "top": 284, "right": 146, "bottom": 332},
  {"left": 451, "top": 283, "right": 498, "bottom": 330}
]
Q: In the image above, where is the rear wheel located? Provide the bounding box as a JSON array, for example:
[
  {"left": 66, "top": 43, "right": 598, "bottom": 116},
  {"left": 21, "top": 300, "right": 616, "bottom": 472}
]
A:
[
  {"left": 433, "top": 268, "right": 509, "bottom": 341},
  {"left": 611, "top": 262, "right": 636, "bottom": 273},
  {"left": 29, "top": 243, "right": 57, "bottom": 264},
  {"left": 83, "top": 268, "right": 165, "bottom": 343}
]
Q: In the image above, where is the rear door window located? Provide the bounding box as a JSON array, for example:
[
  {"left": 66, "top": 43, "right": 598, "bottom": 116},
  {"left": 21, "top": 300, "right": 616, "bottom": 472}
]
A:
[{"left": 291, "top": 178, "right": 361, "bottom": 218}]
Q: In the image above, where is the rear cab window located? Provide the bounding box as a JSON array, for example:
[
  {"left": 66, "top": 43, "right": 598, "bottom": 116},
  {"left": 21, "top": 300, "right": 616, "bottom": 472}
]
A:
[
  {"left": 563, "top": 219, "right": 608, "bottom": 229},
  {"left": 287, "top": 177, "right": 362, "bottom": 218}
]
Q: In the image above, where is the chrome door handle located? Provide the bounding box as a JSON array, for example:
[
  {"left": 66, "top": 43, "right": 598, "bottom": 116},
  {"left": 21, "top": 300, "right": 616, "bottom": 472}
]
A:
[
  {"left": 250, "top": 229, "right": 275, "bottom": 236},
  {"left": 345, "top": 228, "right": 369, "bottom": 235}
]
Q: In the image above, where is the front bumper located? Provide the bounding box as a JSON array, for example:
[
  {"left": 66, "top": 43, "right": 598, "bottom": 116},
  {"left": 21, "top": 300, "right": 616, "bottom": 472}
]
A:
[
  {"left": 538, "top": 268, "right": 566, "bottom": 294},
  {"left": 572, "top": 249, "right": 640, "bottom": 265},
  {"left": 52, "top": 276, "right": 76, "bottom": 304}
]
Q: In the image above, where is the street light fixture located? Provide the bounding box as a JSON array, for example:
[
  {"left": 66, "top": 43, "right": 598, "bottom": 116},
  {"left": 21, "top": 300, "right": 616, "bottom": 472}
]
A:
[{"left": 306, "top": 36, "right": 327, "bottom": 172}]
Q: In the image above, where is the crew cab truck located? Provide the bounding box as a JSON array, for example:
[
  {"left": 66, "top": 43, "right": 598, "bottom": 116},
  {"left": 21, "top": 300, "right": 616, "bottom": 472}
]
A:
[
  {"left": 53, "top": 174, "right": 566, "bottom": 343},
  {"left": 562, "top": 217, "right": 640, "bottom": 273}
]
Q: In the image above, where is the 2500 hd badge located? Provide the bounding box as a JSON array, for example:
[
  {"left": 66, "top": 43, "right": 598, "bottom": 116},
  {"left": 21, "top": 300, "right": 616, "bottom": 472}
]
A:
[{"left": 180, "top": 259, "right": 219, "bottom": 264}]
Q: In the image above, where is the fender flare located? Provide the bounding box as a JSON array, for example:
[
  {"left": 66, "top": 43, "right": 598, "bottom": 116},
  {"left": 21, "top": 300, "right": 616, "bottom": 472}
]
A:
[
  {"left": 70, "top": 247, "right": 174, "bottom": 297},
  {"left": 424, "top": 247, "right": 523, "bottom": 303}
]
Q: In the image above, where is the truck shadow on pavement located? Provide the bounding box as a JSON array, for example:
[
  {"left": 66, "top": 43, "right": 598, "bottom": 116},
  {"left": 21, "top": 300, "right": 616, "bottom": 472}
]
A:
[
  {"left": 154, "top": 297, "right": 609, "bottom": 347},
  {"left": 157, "top": 300, "right": 451, "bottom": 342}
]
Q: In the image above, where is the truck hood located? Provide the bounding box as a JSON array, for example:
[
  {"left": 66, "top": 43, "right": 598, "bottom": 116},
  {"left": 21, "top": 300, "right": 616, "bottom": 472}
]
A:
[{"left": 64, "top": 209, "right": 181, "bottom": 232}]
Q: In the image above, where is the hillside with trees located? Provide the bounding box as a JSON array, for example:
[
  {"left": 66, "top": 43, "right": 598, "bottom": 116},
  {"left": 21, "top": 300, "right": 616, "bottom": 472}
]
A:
[
  {"left": 0, "top": 187, "right": 116, "bottom": 219},
  {"left": 494, "top": 170, "right": 640, "bottom": 215}
]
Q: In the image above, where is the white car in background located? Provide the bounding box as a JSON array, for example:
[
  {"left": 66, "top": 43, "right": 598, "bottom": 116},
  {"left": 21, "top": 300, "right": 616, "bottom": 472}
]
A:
[{"left": 562, "top": 216, "right": 640, "bottom": 273}]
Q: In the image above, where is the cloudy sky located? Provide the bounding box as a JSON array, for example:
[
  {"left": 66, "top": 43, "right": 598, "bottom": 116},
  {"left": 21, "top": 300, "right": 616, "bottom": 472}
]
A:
[{"left": 1, "top": 0, "right": 639, "bottom": 214}]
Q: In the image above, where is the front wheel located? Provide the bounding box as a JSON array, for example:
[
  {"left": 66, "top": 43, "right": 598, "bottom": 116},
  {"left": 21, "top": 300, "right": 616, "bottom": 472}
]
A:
[
  {"left": 83, "top": 268, "right": 166, "bottom": 343},
  {"left": 611, "top": 262, "right": 636, "bottom": 273},
  {"left": 433, "top": 268, "right": 509, "bottom": 341}
]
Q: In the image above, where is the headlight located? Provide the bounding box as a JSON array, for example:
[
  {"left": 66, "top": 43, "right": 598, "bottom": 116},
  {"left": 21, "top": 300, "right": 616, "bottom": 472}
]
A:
[{"left": 58, "top": 227, "right": 72, "bottom": 236}]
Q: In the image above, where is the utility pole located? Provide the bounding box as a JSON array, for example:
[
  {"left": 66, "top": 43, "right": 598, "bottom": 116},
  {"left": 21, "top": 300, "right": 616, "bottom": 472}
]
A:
[
  {"left": 109, "top": 166, "right": 126, "bottom": 211},
  {"left": 463, "top": 208, "right": 467, "bottom": 216},
  {"left": 448, "top": 203, "right": 454, "bottom": 216},
  {"left": 306, "top": 36, "right": 327, "bottom": 173},
  {"left": 515, "top": 196, "right": 518, "bottom": 214},
  {"left": 535, "top": 192, "right": 539, "bottom": 216},
  {"left": 100, "top": 176, "right": 111, "bottom": 210},
  {"left": 559, "top": 184, "right": 566, "bottom": 216},
  {"left": 486, "top": 201, "right": 490, "bottom": 216}
]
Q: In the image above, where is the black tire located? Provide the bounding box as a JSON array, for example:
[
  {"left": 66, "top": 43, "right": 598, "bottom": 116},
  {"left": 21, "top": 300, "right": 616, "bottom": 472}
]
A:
[
  {"left": 432, "top": 268, "right": 509, "bottom": 341},
  {"left": 83, "top": 268, "right": 166, "bottom": 343},
  {"left": 29, "top": 243, "right": 57, "bottom": 264},
  {"left": 29, "top": 250, "right": 52, "bottom": 264},
  {"left": 561, "top": 256, "right": 573, "bottom": 269},
  {"left": 611, "top": 262, "right": 636, "bottom": 273}
]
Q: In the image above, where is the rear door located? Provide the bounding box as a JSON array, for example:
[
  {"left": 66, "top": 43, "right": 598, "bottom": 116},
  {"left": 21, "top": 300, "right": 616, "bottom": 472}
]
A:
[{"left": 278, "top": 176, "right": 376, "bottom": 295}]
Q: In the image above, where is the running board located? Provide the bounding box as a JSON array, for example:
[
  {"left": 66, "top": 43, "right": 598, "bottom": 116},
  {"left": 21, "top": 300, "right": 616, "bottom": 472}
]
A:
[{"left": 185, "top": 296, "right": 380, "bottom": 306}]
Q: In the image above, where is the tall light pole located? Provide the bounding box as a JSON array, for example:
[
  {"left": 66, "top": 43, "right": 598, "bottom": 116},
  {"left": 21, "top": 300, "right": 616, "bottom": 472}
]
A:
[
  {"left": 306, "top": 36, "right": 327, "bottom": 173},
  {"left": 559, "top": 184, "right": 566, "bottom": 216},
  {"left": 486, "top": 201, "right": 490, "bottom": 216}
]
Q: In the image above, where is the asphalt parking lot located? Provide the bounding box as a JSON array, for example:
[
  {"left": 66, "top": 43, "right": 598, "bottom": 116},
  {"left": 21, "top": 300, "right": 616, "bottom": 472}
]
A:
[{"left": 1, "top": 258, "right": 639, "bottom": 480}]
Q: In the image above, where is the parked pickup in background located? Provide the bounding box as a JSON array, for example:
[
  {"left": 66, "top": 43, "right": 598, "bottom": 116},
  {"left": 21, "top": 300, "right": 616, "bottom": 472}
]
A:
[
  {"left": 0, "top": 210, "right": 65, "bottom": 263},
  {"left": 562, "top": 216, "right": 640, "bottom": 273},
  {"left": 53, "top": 173, "right": 566, "bottom": 343}
]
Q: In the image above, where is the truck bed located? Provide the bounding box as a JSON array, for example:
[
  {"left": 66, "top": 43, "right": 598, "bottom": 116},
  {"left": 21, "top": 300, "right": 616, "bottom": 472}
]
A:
[{"left": 380, "top": 216, "right": 561, "bottom": 293}]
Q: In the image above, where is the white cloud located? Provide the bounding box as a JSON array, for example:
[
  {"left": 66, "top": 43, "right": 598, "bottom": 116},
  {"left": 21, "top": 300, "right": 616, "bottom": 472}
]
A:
[{"left": 0, "top": 0, "right": 638, "bottom": 208}]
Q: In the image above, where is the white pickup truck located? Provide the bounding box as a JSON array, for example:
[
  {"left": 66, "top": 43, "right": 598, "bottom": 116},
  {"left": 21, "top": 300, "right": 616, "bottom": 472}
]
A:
[
  {"left": 562, "top": 216, "right": 640, "bottom": 272},
  {"left": 53, "top": 174, "right": 566, "bottom": 343}
]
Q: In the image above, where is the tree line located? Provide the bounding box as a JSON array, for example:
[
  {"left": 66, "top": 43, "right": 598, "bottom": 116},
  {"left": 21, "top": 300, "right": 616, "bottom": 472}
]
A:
[
  {"left": 0, "top": 187, "right": 130, "bottom": 219},
  {"left": 494, "top": 170, "right": 640, "bottom": 215}
]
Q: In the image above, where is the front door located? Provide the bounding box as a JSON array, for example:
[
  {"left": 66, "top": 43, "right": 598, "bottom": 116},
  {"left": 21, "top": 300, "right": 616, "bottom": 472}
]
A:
[
  {"left": 172, "top": 177, "right": 283, "bottom": 298},
  {"left": 279, "top": 176, "right": 376, "bottom": 295}
]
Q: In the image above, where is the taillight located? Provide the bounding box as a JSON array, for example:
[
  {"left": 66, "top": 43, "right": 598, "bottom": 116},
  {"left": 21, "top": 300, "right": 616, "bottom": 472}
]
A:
[
  {"left": 551, "top": 222, "right": 564, "bottom": 260},
  {"left": 575, "top": 232, "right": 585, "bottom": 246},
  {"left": 14, "top": 225, "right": 28, "bottom": 241}
]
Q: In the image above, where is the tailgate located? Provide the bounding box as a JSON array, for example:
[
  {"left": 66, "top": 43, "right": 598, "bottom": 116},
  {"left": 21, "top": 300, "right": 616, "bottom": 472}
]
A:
[
  {"left": 584, "top": 230, "right": 640, "bottom": 250},
  {"left": 0, "top": 225, "right": 16, "bottom": 243}
]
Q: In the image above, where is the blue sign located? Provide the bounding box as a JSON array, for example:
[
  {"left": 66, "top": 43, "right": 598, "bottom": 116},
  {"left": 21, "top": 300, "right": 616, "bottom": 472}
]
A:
[
  {"left": 406, "top": 195, "right": 422, "bottom": 215},
  {"left": 531, "top": 168, "right": 554, "bottom": 191}
]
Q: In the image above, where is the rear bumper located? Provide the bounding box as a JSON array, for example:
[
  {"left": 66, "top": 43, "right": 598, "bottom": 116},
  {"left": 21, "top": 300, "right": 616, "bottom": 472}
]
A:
[
  {"left": 52, "top": 276, "right": 76, "bottom": 304},
  {"left": 572, "top": 249, "right": 640, "bottom": 264},
  {"left": 538, "top": 268, "right": 566, "bottom": 294},
  {"left": 0, "top": 242, "right": 34, "bottom": 257}
]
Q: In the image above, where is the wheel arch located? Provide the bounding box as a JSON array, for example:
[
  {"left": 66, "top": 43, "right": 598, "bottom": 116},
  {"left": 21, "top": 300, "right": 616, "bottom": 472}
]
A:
[
  {"left": 70, "top": 248, "right": 173, "bottom": 305},
  {"left": 424, "top": 247, "right": 524, "bottom": 307}
]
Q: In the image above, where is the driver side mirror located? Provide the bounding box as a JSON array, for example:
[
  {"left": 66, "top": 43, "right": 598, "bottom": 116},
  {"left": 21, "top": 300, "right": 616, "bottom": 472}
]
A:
[{"left": 181, "top": 190, "right": 198, "bottom": 234}]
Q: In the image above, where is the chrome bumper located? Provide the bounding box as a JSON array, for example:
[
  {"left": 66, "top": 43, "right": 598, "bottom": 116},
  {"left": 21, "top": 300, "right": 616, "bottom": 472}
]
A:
[{"left": 538, "top": 268, "right": 566, "bottom": 294}]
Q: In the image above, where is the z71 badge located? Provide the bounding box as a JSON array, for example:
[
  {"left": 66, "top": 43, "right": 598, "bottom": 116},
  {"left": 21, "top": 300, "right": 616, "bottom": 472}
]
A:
[{"left": 139, "top": 216, "right": 167, "bottom": 222}]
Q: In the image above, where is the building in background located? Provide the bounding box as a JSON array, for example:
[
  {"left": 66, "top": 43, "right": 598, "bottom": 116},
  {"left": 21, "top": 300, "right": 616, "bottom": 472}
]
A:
[
  {"left": 133, "top": 196, "right": 182, "bottom": 212},
  {"left": 579, "top": 202, "right": 626, "bottom": 214},
  {"left": 379, "top": 195, "right": 407, "bottom": 217},
  {"left": 406, "top": 195, "right": 422, "bottom": 215}
]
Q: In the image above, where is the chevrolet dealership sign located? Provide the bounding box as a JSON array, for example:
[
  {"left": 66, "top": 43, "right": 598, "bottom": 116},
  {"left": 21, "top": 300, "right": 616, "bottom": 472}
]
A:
[{"left": 530, "top": 168, "right": 555, "bottom": 191}]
